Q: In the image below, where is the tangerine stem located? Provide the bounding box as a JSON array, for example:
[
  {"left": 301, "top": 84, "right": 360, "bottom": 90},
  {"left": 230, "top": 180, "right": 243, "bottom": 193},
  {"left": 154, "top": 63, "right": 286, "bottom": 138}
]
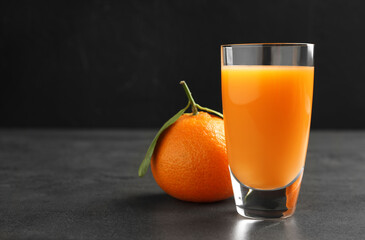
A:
[{"left": 180, "top": 81, "right": 199, "bottom": 115}]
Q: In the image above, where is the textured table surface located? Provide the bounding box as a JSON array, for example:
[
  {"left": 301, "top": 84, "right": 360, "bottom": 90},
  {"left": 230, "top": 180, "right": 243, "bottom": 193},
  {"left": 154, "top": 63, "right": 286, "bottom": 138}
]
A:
[{"left": 0, "top": 130, "right": 364, "bottom": 240}]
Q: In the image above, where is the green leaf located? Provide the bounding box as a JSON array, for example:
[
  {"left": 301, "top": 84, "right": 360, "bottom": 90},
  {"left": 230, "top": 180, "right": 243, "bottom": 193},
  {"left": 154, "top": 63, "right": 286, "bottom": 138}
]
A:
[
  {"left": 196, "top": 104, "right": 223, "bottom": 119},
  {"left": 138, "top": 102, "right": 190, "bottom": 177}
]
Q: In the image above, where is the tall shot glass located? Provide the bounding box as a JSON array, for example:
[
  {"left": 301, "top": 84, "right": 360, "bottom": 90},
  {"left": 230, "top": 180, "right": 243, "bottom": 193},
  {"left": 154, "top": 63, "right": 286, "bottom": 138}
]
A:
[{"left": 221, "top": 43, "right": 314, "bottom": 219}]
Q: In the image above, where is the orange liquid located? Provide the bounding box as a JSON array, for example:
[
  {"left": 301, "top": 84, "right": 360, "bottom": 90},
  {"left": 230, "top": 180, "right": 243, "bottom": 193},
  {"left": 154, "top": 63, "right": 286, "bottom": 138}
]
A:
[{"left": 222, "top": 65, "right": 314, "bottom": 190}]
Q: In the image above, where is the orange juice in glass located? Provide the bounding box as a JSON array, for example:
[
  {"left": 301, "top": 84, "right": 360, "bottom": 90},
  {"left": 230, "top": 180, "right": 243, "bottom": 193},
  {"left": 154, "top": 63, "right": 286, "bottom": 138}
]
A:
[{"left": 221, "top": 43, "right": 314, "bottom": 219}]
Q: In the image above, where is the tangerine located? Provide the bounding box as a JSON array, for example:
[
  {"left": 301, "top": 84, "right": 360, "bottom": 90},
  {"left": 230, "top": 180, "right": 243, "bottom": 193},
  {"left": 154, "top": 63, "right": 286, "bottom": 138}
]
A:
[{"left": 151, "top": 111, "right": 233, "bottom": 202}]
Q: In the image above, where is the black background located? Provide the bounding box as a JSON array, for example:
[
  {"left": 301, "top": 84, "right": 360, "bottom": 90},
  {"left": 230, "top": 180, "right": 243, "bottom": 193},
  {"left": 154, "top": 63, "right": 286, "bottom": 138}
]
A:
[{"left": 1, "top": 0, "right": 364, "bottom": 129}]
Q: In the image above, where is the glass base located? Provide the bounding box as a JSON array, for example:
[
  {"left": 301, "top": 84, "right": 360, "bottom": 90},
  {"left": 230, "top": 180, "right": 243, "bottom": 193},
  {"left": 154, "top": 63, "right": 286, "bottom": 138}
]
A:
[{"left": 230, "top": 168, "right": 303, "bottom": 219}]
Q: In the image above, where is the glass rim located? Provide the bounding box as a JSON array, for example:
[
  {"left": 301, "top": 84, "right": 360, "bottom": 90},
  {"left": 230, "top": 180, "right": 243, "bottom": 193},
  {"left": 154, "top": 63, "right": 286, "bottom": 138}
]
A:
[{"left": 221, "top": 43, "right": 314, "bottom": 47}]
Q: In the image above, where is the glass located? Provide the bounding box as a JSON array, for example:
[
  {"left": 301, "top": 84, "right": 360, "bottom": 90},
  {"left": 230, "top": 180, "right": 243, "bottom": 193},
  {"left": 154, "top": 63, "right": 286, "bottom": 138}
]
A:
[{"left": 221, "top": 43, "right": 314, "bottom": 219}]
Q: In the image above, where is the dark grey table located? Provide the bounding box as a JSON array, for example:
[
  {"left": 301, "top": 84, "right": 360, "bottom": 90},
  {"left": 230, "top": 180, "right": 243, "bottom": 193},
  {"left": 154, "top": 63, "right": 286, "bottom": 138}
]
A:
[{"left": 0, "top": 130, "right": 364, "bottom": 240}]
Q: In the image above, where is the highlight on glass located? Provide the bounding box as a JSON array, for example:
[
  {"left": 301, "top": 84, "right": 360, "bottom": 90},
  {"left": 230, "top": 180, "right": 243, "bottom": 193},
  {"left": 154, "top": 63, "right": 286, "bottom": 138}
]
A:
[{"left": 221, "top": 43, "right": 314, "bottom": 219}]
